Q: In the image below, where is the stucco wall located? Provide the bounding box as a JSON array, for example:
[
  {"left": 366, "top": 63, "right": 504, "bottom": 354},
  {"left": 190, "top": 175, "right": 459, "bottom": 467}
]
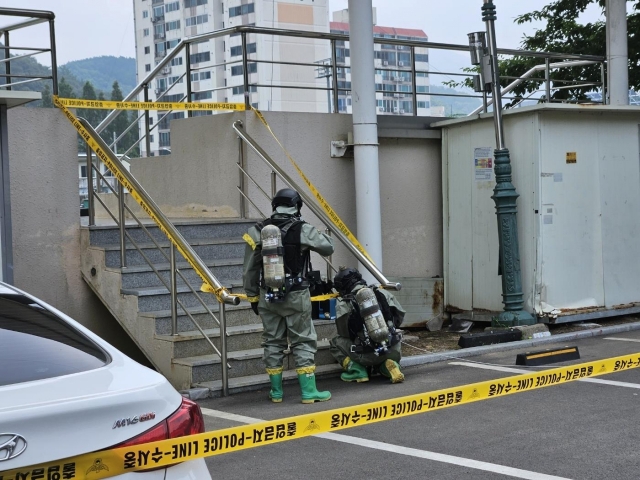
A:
[
  {"left": 132, "top": 111, "right": 443, "bottom": 278},
  {"left": 7, "top": 106, "right": 149, "bottom": 365}
]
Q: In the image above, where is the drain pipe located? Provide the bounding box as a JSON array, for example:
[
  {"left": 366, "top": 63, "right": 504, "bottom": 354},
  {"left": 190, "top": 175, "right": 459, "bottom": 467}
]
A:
[
  {"left": 606, "top": 0, "right": 629, "bottom": 105},
  {"left": 348, "top": 0, "right": 383, "bottom": 280}
]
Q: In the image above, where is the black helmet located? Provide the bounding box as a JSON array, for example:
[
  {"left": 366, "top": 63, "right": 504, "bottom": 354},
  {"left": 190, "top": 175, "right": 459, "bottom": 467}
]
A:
[
  {"left": 272, "top": 188, "right": 303, "bottom": 212},
  {"left": 333, "top": 267, "right": 365, "bottom": 296}
]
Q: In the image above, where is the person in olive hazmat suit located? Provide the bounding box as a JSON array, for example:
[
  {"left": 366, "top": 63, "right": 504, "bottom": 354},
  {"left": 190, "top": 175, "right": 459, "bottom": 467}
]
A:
[
  {"left": 242, "top": 188, "right": 335, "bottom": 403},
  {"left": 330, "top": 267, "right": 405, "bottom": 384}
]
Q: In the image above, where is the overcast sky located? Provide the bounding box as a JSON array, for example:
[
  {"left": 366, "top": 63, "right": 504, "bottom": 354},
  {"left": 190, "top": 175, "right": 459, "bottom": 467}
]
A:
[{"left": 4, "top": 0, "right": 604, "bottom": 81}]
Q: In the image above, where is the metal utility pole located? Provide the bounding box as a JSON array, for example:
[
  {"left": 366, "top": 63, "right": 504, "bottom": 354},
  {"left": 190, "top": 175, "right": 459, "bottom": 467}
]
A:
[
  {"left": 348, "top": 0, "right": 383, "bottom": 280},
  {"left": 606, "top": 0, "right": 629, "bottom": 105},
  {"left": 482, "top": 0, "right": 535, "bottom": 326}
]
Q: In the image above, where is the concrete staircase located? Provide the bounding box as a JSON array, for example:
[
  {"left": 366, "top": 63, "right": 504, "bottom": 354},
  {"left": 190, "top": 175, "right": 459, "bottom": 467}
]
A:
[{"left": 80, "top": 219, "right": 340, "bottom": 397}]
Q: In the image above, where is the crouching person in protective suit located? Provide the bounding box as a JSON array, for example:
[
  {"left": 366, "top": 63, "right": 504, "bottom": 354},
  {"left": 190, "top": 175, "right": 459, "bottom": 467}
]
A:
[
  {"left": 330, "top": 267, "right": 405, "bottom": 384},
  {"left": 242, "top": 188, "right": 335, "bottom": 404}
]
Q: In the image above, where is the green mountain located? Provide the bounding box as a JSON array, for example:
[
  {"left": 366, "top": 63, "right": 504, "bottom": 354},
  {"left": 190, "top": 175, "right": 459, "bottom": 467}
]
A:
[
  {"left": 0, "top": 53, "right": 136, "bottom": 105},
  {"left": 62, "top": 56, "right": 136, "bottom": 95},
  {"left": 430, "top": 85, "right": 482, "bottom": 117}
]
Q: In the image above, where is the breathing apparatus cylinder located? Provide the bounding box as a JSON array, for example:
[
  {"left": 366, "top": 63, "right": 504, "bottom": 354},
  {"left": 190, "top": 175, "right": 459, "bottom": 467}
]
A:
[
  {"left": 261, "top": 224, "right": 285, "bottom": 290},
  {"left": 355, "top": 287, "right": 390, "bottom": 351}
]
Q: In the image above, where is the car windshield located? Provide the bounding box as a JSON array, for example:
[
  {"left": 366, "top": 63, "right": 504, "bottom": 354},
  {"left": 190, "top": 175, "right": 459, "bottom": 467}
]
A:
[{"left": 0, "top": 293, "right": 109, "bottom": 386}]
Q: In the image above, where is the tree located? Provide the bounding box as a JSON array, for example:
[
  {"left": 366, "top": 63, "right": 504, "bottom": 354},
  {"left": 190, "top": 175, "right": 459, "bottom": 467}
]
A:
[
  {"left": 104, "top": 80, "right": 139, "bottom": 157},
  {"left": 41, "top": 84, "right": 53, "bottom": 108},
  {"left": 58, "top": 77, "right": 75, "bottom": 98},
  {"left": 499, "top": 0, "right": 640, "bottom": 103}
]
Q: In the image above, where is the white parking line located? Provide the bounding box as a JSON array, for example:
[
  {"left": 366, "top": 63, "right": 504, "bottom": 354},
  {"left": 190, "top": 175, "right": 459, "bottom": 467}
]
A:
[
  {"left": 201, "top": 408, "right": 572, "bottom": 480},
  {"left": 449, "top": 362, "right": 640, "bottom": 389},
  {"left": 603, "top": 337, "right": 640, "bottom": 343}
]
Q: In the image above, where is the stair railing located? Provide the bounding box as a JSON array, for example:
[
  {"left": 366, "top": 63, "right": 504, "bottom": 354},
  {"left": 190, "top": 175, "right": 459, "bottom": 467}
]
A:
[
  {"left": 233, "top": 120, "right": 401, "bottom": 291},
  {"left": 80, "top": 118, "right": 238, "bottom": 396}
]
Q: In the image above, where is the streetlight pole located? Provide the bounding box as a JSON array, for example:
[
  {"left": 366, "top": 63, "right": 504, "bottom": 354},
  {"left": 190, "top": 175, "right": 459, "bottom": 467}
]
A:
[{"left": 482, "top": 0, "right": 535, "bottom": 326}]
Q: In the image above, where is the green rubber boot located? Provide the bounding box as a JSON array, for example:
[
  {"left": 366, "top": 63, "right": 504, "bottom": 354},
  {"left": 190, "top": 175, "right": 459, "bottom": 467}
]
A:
[
  {"left": 379, "top": 359, "right": 405, "bottom": 384},
  {"left": 340, "top": 358, "right": 369, "bottom": 383},
  {"left": 266, "top": 367, "right": 283, "bottom": 403},
  {"left": 297, "top": 366, "right": 331, "bottom": 404}
]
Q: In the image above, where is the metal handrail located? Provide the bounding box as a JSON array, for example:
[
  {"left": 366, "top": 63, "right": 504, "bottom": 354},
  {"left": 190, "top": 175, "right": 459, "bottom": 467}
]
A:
[
  {"left": 96, "top": 25, "right": 606, "bottom": 136},
  {"left": 233, "top": 120, "right": 399, "bottom": 291},
  {"left": 79, "top": 117, "right": 239, "bottom": 307},
  {"left": 468, "top": 60, "right": 601, "bottom": 115},
  {"left": 0, "top": 7, "right": 58, "bottom": 94}
]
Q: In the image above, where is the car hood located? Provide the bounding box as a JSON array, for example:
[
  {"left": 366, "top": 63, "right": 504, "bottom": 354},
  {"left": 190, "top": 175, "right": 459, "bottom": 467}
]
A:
[{"left": 0, "top": 350, "right": 181, "bottom": 470}]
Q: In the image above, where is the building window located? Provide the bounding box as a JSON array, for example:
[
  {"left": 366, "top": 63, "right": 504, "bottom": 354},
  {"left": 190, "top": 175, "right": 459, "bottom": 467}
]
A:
[
  {"left": 154, "top": 24, "right": 164, "bottom": 36},
  {"left": 170, "top": 57, "right": 183, "bottom": 66},
  {"left": 232, "top": 85, "right": 257, "bottom": 95},
  {"left": 144, "top": 46, "right": 150, "bottom": 54},
  {"left": 168, "top": 75, "right": 183, "bottom": 85},
  {"left": 230, "top": 43, "right": 256, "bottom": 56},
  {"left": 416, "top": 85, "right": 429, "bottom": 93},
  {"left": 165, "top": 20, "right": 181, "bottom": 31},
  {"left": 190, "top": 52, "right": 211, "bottom": 64},
  {"left": 80, "top": 165, "right": 87, "bottom": 178},
  {"left": 185, "top": 14, "right": 209, "bottom": 26},
  {"left": 145, "top": 64, "right": 151, "bottom": 72},
  {"left": 229, "top": 3, "right": 254, "bottom": 17},
  {"left": 191, "top": 91, "right": 213, "bottom": 101},
  {"left": 143, "top": 28, "right": 150, "bottom": 36},
  {"left": 143, "top": 10, "right": 149, "bottom": 18},
  {"left": 165, "top": 1, "right": 180, "bottom": 12},
  {"left": 191, "top": 71, "right": 211, "bottom": 81},
  {"left": 166, "top": 38, "right": 180, "bottom": 49},
  {"left": 417, "top": 101, "right": 430, "bottom": 109},
  {"left": 184, "top": 0, "right": 208, "bottom": 6},
  {"left": 159, "top": 132, "right": 171, "bottom": 147},
  {"left": 415, "top": 54, "right": 429, "bottom": 63},
  {"left": 231, "top": 63, "right": 257, "bottom": 76}
]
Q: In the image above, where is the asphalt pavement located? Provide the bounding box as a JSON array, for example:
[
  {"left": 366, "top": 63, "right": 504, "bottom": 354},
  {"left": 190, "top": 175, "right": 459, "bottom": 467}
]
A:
[{"left": 197, "top": 326, "right": 640, "bottom": 479}]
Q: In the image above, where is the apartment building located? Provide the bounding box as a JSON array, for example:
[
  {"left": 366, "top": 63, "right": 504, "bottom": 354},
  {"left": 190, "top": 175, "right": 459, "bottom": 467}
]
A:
[
  {"left": 132, "top": 2, "right": 433, "bottom": 155},
  {"left": 132, "top": 0, "right": 330, "bottom": 156},
  {"left": 329, "top": 9, "right": 431, "bottom": 116}
]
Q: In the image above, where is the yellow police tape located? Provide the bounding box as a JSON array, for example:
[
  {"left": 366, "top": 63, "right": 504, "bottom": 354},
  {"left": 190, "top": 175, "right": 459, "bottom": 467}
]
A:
[
  {"left": 54, "top": 95, "right": 245, "bottom": 111},
  {"left": 201, "top": 284, "right": 338, "bottom": 302},
  {"left": 251, "top": 107, "right": 375, "bottom": 264},
  {"left": 53, "top": 96, "right": 227, "bottom": 302},
  {"left": 3, "top": 352, "right": 639, "bottom": 480}
]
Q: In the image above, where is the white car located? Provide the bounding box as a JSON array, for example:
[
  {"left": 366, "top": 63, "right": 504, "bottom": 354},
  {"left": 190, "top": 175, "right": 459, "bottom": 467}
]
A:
[{"left": 0, "top": 282, "right": 212, "bottom": 479}]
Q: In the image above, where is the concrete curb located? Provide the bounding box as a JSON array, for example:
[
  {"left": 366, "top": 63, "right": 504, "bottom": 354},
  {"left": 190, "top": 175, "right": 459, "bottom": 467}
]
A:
[{"left": 400, "top": 321, "right": 640, "bottom": 368}]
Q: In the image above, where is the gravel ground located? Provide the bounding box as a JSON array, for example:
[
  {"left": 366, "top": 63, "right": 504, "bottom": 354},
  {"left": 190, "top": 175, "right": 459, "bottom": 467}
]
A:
[{"left": 400, "top": 313, "right": 640, "bottom": 356}]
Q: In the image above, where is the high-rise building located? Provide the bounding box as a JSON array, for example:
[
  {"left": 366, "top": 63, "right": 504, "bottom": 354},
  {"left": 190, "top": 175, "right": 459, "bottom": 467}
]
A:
[
  {"left": 132, "top": 0, "right": 330, "bottom": 156},
  {"left": 329, "top": 9, "right": 431, "bottom": 116},
  {"left": 132, "top": 2, "right": 433, "bottom": 155}
]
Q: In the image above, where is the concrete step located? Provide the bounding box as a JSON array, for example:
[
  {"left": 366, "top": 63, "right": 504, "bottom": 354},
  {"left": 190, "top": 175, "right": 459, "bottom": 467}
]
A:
[
  {"left": 89, "top": 219, "right": 256, "bottom": 246},
  {"left": 156, "top": 320, "right": 337, "bottom": 358},
  {"left": 146, "top": 304, "right": 257, "bottom": 335},
  {"left": 120, "top": 257, "right": 244, "bottom": 289},
  {"left": 174, "top": 340, "right": 336, "bottom": 383},
  {"left": 194, "top": 363, "right": 343, "bottom": 398},
  {"left": 104, "top": 238, "right": 245, "bottom": 268},
  {"left": 122, "top": 281, "right": 243, "bottom": 312}
]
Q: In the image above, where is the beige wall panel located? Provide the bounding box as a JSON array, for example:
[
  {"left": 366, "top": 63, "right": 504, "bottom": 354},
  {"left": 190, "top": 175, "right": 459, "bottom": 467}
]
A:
[{"left": 7, "top": 107, "right": 148, "bottom": 364}]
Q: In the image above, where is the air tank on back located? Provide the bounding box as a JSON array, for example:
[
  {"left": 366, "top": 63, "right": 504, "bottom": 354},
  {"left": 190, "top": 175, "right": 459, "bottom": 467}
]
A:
[
  {"left": 260, "top": 224, "right": 285, "bottom": 289},
  {"left": 355, "top": 287, "right": 390, "bottom": 345}
]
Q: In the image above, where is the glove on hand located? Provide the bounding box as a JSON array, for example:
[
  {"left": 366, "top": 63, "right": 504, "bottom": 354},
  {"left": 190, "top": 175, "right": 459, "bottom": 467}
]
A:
[{"left": 251, "top": 302, "right": 260, "bottom": 315}]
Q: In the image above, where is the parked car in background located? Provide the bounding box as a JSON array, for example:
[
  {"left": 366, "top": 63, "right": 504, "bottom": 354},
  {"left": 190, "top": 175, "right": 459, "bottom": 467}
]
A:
[{"left": 0, "top": 282, "right": 212, "bottom": 479}]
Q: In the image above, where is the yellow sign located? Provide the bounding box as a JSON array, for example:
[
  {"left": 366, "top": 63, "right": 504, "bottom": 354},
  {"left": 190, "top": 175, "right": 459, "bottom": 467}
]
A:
[
  {"left": 54, "top": 96, "right": 245, "bottom": 112},
  {"left": 3, "top": 353, "right": 639, "bottom": 480},
  {"left": 566, "top": 152, "right": 577, "bottom": 164}
]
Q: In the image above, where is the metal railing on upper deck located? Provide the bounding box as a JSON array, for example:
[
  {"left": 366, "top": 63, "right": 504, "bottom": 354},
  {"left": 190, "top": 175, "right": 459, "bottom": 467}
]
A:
[
  {"left": 0, "top": 7, "right": 58, "bottom": 94},
  {"left": 95, "top": 25, "right": 605, "bottom": 156}
]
